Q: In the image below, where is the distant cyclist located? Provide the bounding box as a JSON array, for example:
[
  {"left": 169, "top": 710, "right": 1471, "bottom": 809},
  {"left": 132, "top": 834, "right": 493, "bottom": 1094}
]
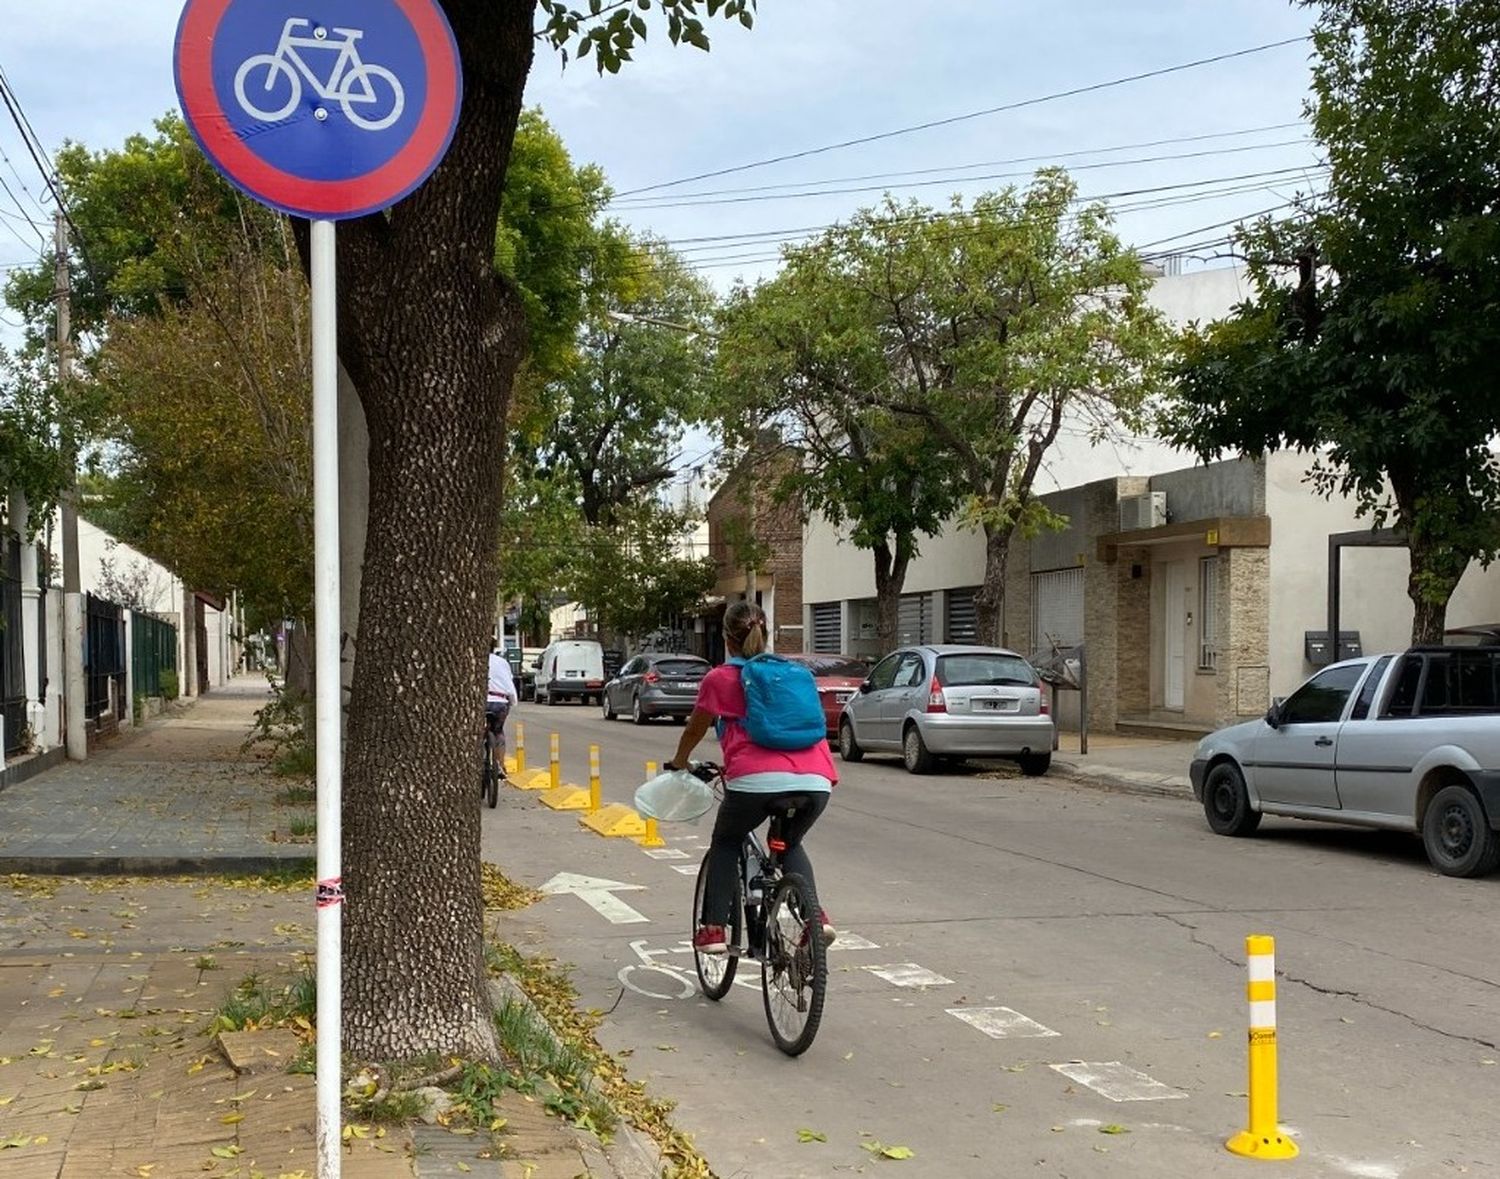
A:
[
  {"left": 667, "top": 600, "right": 837, "bottom": 954},
  {"left": 486, "top": 642, "right": 519, "bottom": 751}
]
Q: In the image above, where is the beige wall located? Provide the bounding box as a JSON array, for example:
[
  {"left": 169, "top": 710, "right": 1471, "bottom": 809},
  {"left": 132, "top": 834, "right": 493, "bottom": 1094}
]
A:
[{"left": 1264, "top": 451, "right": 1500, "bottom": 697}]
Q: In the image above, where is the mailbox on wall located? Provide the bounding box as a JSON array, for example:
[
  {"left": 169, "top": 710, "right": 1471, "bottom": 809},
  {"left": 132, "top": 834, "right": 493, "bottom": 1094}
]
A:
[{"left": 1305, "top": 631, "right": 1363, "bottom": 667}]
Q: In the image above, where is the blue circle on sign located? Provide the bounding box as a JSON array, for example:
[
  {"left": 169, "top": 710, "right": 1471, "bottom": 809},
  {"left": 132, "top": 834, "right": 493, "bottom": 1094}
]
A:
[{"left": 209, "top": 3, "right": 429, "bottom": 183}]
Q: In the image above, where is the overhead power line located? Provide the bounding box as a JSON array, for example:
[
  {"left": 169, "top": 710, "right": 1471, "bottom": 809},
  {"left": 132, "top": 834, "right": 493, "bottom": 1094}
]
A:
[{"left": 617, "top": 35, "right": 1312, "bottom": 197}]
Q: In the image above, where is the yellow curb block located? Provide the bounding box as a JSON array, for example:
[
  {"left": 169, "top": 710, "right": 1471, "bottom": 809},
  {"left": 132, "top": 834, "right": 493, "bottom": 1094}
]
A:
[
  {"left": 538, "top": 785, "right": 592, "bottom": 811},
  {"left": 509, "top": 769, "right": 554, "bottom": 791},
  {"left": 579, "top": 804, "right": 648, "bottom": 838},
  {"left": 503, "top": 756, "right": 520, "bottom": 775}
]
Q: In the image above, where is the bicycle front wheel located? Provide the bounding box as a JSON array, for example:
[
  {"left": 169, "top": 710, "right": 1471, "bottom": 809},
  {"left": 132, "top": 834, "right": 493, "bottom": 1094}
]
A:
[
  {"left": 761, "top": 871, "right": 827, "bottom": 1056},
  {"left": 691, "top": 849, "right": 741, "bottom": 1000}
]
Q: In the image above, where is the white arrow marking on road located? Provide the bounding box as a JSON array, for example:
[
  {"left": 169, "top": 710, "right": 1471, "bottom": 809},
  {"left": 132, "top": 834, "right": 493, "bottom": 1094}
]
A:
[{"left": 539, "top": 872, "right": 649, "bottom": 925}]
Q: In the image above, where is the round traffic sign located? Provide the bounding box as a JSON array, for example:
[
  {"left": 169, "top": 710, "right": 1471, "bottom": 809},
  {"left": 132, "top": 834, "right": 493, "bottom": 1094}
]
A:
[{"left": 174, "top": 0, "right": 462, "bottom": 220}]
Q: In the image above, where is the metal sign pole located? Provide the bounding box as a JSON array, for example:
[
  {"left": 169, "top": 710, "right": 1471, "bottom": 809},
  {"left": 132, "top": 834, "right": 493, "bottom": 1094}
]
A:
[{"left": 310, "top": 218, "right": 344, "bottom": 1179}]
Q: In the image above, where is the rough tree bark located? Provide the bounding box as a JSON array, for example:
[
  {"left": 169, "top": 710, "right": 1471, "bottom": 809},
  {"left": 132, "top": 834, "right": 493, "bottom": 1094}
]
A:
[
  {"left": 975, "top": 527, "right": 1010, "bottom": 648},
  {"left": 333, "top": 4, "right": 535, "bottom": 1062},
  {"left": 871, "top": 535, "right": 913, "bottom": 654}
]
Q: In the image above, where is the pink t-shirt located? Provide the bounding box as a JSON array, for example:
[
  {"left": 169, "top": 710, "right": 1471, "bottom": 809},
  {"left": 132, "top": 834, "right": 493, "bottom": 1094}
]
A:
[{"left": 694, "top": 664, "right": 839, "bottom": 785}]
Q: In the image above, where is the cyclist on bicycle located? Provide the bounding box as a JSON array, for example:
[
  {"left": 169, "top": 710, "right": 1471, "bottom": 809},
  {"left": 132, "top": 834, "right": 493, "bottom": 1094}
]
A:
[
  {"left": 667, "top": 600, "right": 836, "bottom": 955},
  {"left": 486, "top": 642, "right": 519, "bottom": 750}
]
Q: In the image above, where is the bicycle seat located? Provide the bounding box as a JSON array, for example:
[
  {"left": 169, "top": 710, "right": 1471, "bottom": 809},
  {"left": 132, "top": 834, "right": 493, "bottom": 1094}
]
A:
[{"left": 765, "top": 794, "right": 817, "bottom": 817}]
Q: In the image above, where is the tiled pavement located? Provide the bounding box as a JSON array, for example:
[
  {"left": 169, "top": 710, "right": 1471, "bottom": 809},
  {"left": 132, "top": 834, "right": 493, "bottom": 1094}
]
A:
[
  {"left": 0, "top": 681, "right": 311, "bottom": 874},
  {"left": 0, "top": 684, "right": 653, "bottom": 1178}
]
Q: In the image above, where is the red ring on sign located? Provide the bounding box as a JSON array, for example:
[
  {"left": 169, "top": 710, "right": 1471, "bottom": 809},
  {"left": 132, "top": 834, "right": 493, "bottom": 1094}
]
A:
[{"left": 174, "top": 0, "right": 461, "bottom": 219}]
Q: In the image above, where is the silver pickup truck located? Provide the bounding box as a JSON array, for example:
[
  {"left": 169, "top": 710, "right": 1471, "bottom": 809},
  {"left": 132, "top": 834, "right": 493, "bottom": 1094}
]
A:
[{"left": 1190, "top": 646, "right": 1500, "bottom": 877}]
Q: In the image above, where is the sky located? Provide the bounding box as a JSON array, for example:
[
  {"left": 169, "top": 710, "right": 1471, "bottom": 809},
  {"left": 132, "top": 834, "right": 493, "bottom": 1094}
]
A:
[{"left": 0, "top": 1, "right": 1325, "bottom": 465}]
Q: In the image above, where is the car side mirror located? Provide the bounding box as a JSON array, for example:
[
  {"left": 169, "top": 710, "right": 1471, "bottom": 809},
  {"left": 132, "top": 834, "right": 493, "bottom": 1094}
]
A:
[
  {"left": 859, "top": 680, "right": 873, "bottom": 694},
  {"left": 1265, "top": 700, "right": 1283, "bottom": 728}
]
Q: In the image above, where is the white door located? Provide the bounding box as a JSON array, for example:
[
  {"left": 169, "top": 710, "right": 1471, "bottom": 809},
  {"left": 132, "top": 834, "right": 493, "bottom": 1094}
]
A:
[{"left": 1163, "top": 562, "right": 1187, "bottom": 710}]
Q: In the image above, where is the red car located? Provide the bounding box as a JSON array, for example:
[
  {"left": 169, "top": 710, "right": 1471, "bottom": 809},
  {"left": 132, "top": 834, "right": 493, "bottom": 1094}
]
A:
[{"left": 782, "top": 653, "right": 873, "bottom": 737}]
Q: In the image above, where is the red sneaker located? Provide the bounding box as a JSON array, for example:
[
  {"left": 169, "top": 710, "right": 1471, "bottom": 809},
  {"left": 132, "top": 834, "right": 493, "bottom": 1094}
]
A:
[
  {"left": 693, "top": 924, "right": 728, "bottom": 955},
  {"left": 798, "top": 909, "right": 837, "bottom": 948}
]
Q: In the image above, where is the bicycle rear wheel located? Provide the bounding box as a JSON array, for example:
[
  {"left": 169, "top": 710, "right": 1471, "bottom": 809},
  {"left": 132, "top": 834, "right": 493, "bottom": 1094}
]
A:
[
  {"left": 691, "top": 850, "right": 741, "bottom": 1000},
  {"left": 484, "top": 736, "right": 500, "bottom": 809},
  {"left": 761, "top": 871, "right": 826, "bottom": 1056}
]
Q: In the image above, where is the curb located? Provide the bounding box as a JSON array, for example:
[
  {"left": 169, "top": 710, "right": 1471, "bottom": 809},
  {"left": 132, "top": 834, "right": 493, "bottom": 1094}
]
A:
[
  {"left": 0, "top": 854, "right": 315, "bottom": 876},
  {"left": 1046, "top": 760, "right": 1195, "bottom": 802},
  {"left": 486, "top": 976, "right": 665, "bottom": 1179}
]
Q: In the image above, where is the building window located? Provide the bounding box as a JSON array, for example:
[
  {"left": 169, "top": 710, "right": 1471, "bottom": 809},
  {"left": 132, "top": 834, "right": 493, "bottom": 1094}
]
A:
[
  {"left": 1199, "top": 556, "right": 1220, "bottom": 671},
  {"left": 1031, "top": 568, "right": 1084, "bottom": 659}
]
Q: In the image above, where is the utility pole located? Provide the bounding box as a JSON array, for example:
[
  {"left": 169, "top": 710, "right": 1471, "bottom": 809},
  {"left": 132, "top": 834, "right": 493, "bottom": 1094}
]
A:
[{"left": 55, "top": 210, "right": 86, "bottom": 761}]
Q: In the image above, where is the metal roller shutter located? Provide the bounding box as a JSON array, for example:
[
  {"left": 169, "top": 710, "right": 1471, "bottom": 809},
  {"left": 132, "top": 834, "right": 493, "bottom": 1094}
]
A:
[
  {"left": 945, "top": 588, "right": 979, "bottom": 643},
  {"left": 1030, "top": 568, "right": 1084, "bottom": 659},
  {"left": 810, "top": 603, "right": 842, "bottom": 653},
  {"left": 898, "top": 593, "right": 933, "bottom": 646}
]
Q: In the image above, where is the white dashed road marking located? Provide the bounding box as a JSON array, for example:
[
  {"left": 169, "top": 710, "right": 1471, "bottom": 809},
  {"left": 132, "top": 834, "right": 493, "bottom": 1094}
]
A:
[
  {"left": 644, "top": 847, "right": 689, "bottom": 860},
  {"left": 948, "top": 1006, "right": 1060, "bottom": 1039},
  {"left": 827, "top": 932, "right": 880, "bottom": 951},
  {"left": 863, "top": 963, "right": 954, "bottom": 988},
  {"left": 671, "top": 864, "right": 699, "bottom": 875},
  {"left": 1050, "top": 1061, "right": 1187, "bottom": 1102}
]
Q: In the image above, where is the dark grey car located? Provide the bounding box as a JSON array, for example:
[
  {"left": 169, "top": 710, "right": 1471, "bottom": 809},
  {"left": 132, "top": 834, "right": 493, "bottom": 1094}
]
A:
[{"left": 602, "top": 653, "right": 710, "bottom": 725}]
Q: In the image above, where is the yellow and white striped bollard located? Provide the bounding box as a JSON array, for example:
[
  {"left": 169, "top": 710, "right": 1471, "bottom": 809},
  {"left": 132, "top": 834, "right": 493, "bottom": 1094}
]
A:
[
  {"left": 588, "top": 744, "right": 601, "bottom": 813},
  {"left": 1226, "top": 934, "right": 1298, "bottom": 1160},
  {"left": 549, "top": 733, "right": 561, "bottom": 791},
  {"left": 514, "top": 722, "right": 526, "bottom": 774}
]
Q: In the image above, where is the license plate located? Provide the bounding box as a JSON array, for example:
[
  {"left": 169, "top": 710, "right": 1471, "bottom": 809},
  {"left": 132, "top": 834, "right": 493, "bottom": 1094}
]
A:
[{"left": 978, "top": 699, "right": 1017, "bottom": 712}]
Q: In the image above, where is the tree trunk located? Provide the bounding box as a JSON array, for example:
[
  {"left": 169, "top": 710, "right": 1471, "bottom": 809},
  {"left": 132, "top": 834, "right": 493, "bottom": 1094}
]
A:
[
  {"left": 334, "top": 4, "right": 535, "bottom": 1062},
  {"left": 871, "top": 536, "right": 912, "bottom": 654},
  {"left": 975, "top": 526, "right": 1011, "bottom": 647},
  {"left": 1406, "top": 533, "right": 1462, "bottom": 645}
]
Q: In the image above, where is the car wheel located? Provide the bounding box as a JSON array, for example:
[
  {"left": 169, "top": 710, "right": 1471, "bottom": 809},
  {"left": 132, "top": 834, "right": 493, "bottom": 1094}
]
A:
[
  {"left": 545, "top": 690, "right": 558, "bottom": 706},
  {"left": 1203, "top": 762, "right": 1261, "bottom": 837},
  {"left": 902, "top": 724, "right": 936, "bottom": 775},
  {"left": 601, "top": 692, "right": 615, "bottom": 721},
  {"left": 838, "top": 717, "right": 864, "bottom": 763},
  {"left": 1422, "top": 784, "right": 1500, "bottom": 878},
  {"left": 632, "top": 694, "right": 649, "bottom": 725},
  {"left": 1017, "top": 752, "right": 1051, "bottom": 777}
]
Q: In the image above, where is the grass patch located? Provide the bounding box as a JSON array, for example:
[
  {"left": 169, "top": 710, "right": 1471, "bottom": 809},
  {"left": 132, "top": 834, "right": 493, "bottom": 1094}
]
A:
[
  {"left": 273, "top": 742, "right": 316, "bottom": 779},
  {"left": 211, "top": 968, "right": 316, "bottom": 1033},
  {"left": 288, "top": 813, "right": 316, "bottom": 839},
  {"left": 486, "top": 940, "right": 712, "bottom": 1177},
  {"left": 274, "top": 784, "right": 317, "bottom": 807}
]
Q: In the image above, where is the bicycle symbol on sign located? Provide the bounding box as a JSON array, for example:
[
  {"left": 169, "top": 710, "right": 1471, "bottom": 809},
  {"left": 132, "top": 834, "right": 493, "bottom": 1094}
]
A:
[{"left": 234, "top": 18, "right": 406, "bottom": 131}]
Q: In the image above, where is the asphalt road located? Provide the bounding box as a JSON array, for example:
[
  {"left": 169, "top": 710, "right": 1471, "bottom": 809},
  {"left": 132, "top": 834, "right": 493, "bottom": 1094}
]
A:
[{"left": 483, "top": 700, "right": 1499, "bottom": 1179}]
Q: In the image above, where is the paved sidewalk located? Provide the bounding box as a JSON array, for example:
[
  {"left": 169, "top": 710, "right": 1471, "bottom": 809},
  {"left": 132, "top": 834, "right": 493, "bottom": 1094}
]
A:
[
  {"left": 1047, "top": 732, "right": 1197, "bottom": 798},
  {"left": 0, "top": 681, "right": 311, "bottom": 874},
  {"left": 0, "top": 877, "right": 647, "bottom": 1179}
]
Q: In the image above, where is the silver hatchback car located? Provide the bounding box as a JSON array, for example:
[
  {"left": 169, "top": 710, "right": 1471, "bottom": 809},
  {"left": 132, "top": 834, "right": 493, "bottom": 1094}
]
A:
[{"left": 837, "top": 645, "right": 1054, "bottom": 775}]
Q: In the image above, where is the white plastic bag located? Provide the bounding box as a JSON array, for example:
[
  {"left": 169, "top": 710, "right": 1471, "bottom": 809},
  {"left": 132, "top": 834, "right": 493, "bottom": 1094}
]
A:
[{"left": 634, "top": 769, "right": 715, "bottom": 823}]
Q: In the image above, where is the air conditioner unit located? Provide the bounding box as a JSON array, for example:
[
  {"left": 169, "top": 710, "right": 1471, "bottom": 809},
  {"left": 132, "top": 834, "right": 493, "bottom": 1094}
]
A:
[{"left": 1119, "top": 492, "right": 1167, "bottom": 531}]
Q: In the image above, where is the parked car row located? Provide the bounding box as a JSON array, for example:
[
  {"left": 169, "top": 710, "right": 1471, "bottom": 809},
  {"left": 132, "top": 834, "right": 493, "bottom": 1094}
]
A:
[{"left": 517, "top": 638, "right": 1058, "bottom": 777}]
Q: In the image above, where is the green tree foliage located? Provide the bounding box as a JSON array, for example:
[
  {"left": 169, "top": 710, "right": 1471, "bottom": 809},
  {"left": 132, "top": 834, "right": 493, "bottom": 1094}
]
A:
[
  {"left": 1163, "top": 0, "right": 1500, "bottom": 642},
  {"left": 0, "top": 343, "right": 76, "bottom": 530},
  {"left": 723, "top": 180, "right": 1167, "bottom": 646}
]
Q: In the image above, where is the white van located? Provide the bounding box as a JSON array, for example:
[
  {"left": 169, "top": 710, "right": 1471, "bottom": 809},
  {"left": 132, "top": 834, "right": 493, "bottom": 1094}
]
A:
[{"left": 533, "top": 640, "right": 607, "bottom": 706}]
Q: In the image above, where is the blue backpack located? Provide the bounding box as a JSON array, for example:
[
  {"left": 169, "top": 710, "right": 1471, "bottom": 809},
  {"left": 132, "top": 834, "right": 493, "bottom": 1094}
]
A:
[{"left": 729, "top": 655, "right": 826, "bottom": 751}]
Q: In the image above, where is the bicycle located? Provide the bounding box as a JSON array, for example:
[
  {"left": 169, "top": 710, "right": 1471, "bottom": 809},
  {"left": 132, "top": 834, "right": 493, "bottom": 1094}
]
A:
[
  {"left": 480, "top": 704, "right": 507, "bottom": 810},
  {"left": 234, "top": 18, "right": 405, "bottom": 131},
  {"left": 686, "top": 763, "right": 828, "bottom": 1057}
]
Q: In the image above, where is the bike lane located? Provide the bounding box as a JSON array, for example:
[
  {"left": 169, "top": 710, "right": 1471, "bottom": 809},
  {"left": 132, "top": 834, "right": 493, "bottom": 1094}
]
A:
[{"left": 483, "top": 701, "right": 1500, "bottom": 1178}]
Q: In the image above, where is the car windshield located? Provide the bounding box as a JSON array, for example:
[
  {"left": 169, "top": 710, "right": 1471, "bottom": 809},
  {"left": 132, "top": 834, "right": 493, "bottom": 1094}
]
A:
[
  {"left": 655, "top": 659, "right": 708, "bottom": 677},
  {"left": 936, "top": 653, "right": 1037, "bottom": 688},
  {"left": 788, "top": 656, "right": 870, "bottom": 678}
]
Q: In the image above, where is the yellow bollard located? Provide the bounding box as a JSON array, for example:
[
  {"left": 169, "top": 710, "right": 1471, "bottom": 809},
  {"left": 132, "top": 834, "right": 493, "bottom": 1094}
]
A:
[
  {"left": 1226, "top": 934, "right": 1298, "bottom": 1160},
  {"left": 514, "top": 722, "right": 526, "bottom": 775},
  {"left": 549, "top": 733, "right": 561, "bottom": 791},
  {"left": 645, "top": 760, "right": 657, "bottom": 779},
  {"left": 588, "top": 745, "right": 601, "bottom": 813}
]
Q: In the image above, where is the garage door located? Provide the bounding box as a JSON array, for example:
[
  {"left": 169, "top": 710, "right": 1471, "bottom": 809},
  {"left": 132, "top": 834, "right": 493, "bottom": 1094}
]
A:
[
  {"left": 1031, "top": 568, "right": 1084, "bottom": 658},
  {"left": 898, "top": 593, "right": 933, "bottom": 646},
  {"left": 810, "top": 603, "right": 842, "bottom": 654}
]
